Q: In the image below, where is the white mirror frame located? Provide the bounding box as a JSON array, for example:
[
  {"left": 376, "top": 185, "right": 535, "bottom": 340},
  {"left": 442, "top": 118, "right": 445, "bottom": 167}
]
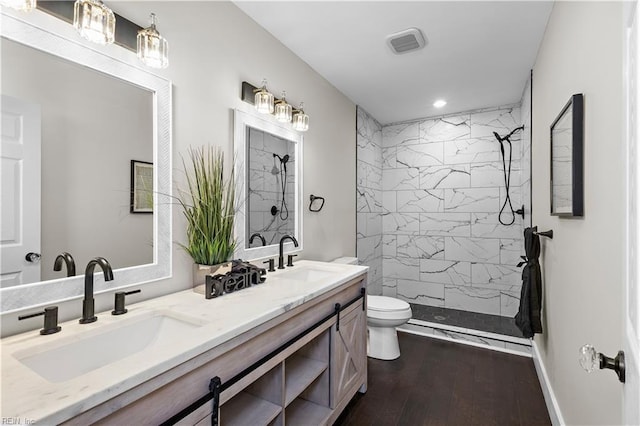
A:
[
  {"left": 233, "top": 108, "right": 303, "bottom": 261},
  {"left": 0, "top": 9, "right": 172, "bottom": 313}
]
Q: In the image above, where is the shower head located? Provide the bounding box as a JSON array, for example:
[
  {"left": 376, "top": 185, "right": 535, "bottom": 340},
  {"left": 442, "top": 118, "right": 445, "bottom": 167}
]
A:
[{"left": 273, "top": 153, "right": 289, "bottom": 164}]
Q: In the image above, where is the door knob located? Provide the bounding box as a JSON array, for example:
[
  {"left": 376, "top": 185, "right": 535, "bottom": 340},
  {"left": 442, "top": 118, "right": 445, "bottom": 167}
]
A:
[
  {"left": 579, "top": 344, "right": 626, "bottom": 383},
  {"left": 25, "top": 252, "right": 41, "bottom": 263}
]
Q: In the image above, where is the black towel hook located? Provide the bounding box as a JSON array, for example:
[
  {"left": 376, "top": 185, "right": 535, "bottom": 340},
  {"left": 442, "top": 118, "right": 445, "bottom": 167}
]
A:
[{"left": 309, "top": 194, "right": 325, "bottom": 212}]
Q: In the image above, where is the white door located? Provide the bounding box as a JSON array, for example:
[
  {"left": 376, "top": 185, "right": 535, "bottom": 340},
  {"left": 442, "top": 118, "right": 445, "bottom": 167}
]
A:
[
  {"left": 0, "top": 95, "right": 41, "bottom": 287},
  {"left": 624, "top": 2, "right": 640, "bottom": 423}
]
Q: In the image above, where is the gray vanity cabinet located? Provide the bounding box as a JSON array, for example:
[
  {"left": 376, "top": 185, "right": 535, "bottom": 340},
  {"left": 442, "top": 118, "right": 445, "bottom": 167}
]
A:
[{"left": 62, "top": 275, "right": 367, "bottom": 426}]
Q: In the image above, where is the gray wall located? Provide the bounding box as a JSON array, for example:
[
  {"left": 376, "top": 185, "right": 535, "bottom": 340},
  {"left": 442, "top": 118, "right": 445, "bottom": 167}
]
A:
[{"left": 531, "top": 2, "right": 623, "bottom": 424}]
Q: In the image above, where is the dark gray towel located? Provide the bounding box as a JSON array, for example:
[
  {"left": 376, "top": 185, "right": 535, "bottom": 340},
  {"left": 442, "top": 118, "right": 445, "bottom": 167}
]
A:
[{"left": 515, "top": 227, "right": 543, "bottom": 338}]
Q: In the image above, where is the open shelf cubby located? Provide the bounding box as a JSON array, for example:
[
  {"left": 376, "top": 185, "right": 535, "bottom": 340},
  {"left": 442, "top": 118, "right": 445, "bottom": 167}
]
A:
[
  {"left": 286, "top": 398, "right": 333, "bottom": 425},
  {"left": 219, "top": 392, "right": 282, "bottom": 426},
  {"left": 284, "top": 355, "right": 328, "bottom": 406},
  {"left": 219, "top": 329, "right": 332, "bottom": 425}
]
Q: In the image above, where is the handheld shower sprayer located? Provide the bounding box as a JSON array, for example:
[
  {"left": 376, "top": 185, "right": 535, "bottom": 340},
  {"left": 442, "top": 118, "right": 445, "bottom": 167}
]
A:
[
  {"left": 493, "top": 126, "right": 525, "bottom": 226},
  {"left": 271, "top": 152, "right": 290, "bottom": 220}
]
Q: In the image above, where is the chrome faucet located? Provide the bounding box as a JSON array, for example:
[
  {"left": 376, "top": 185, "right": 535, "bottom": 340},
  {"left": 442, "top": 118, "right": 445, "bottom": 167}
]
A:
[
  {"left": 80, "top": 257, "right": 113, "bottom": 324},
  {"left": 53, "top": 252, "right": 76, "bottom": 277},
  {"left": 249, "top": 233, "right": 266, "bottom": 247},
  {"left": 278, "top": 235, "right": 299, "bottom": 269}
]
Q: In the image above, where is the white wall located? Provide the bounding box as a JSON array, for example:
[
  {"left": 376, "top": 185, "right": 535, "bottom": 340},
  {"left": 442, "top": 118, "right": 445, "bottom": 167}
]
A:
[
  {"left": 531, "top": 2, "right": 624, "bottom": 424},
  {"left": 1, "top": 1, "right": 356, "bottom": 336},
  {"left": 2, "top": 38, "right": 153, "bottom": 281}
]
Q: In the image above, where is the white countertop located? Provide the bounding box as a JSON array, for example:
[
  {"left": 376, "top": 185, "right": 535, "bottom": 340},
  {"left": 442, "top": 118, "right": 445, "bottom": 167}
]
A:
[{"left": 0, "top": 260, "right": 367, "bottom": 424}]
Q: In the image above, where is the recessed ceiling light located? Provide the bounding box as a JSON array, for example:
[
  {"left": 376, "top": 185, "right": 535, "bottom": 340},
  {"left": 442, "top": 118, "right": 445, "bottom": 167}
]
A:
[{"left": 433, "top": 100, "right": 447, "bottom": 108}]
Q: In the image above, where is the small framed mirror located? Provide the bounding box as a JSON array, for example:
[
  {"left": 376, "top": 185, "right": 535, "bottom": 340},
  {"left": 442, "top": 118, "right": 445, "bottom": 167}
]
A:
[
  {"left": 233, "top": 108, "right": 303, "bottom": 260},
  {"left": 550, "top": 93, "right": 584, "bottom": 217}
]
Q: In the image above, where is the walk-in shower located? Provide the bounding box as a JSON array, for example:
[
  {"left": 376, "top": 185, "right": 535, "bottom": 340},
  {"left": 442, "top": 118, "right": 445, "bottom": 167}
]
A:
[{"left": 356, "top": 77, "right": 533, "bottom": 346}]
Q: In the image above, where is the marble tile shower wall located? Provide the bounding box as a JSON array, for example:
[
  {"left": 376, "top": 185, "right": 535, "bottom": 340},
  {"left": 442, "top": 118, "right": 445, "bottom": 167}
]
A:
[
  {"left": 356, "top": 107, "right": 384, "bottom": 294},
  {"left": 248, "top": 128, "right": 296, "bottom": 246},
  {"left": 381, "top": 106, "right": 526, "bottom": 317}
]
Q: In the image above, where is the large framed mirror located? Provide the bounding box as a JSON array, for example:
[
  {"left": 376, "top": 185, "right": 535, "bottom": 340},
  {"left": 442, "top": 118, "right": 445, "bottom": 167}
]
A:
[
  {"left": 0, "top": 9, "right": 172, "bottom": 313},
  {"left": 234, "top": 108, "right": 303, "bottom": 261}
]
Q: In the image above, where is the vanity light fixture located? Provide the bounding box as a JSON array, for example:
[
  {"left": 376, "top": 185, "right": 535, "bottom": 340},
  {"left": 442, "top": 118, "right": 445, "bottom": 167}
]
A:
[
  {"left": 254, "top": 79, "right": 275, "bottom": 114},
  {"left": 433, "top": 99, "right": 447, "bottom": 108},
  {"left": 137, "top": 13, "right": 169, "bottom": 69},
  {"left": 292, "top": 102, "right": 310, "bottom": 132},
  {"left": 73, "top": 0, "right": 116, "bottom": 45},
  {"left": 274, "top": 91, "right": 293, "bottom": 123},
  {"left": 1, "top": 0, "right": 36, "bottom": 12}
]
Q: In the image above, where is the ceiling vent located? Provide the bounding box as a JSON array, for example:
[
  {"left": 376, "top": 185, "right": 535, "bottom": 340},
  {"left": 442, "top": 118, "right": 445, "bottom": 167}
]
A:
[{"left": 386, "top": 28, "right": 427, "bottom": 55}]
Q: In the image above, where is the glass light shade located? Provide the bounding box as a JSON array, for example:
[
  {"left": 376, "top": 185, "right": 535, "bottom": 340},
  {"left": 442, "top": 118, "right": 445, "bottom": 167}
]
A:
[
  {"left": 73, "top": 0, "right": 115, "bottom": 45},
  {"left": 1, "top": 0, "right": 36, "bottom": 11},
  {"left": 275, "top": 99, "right": 292, "bottom": 123},
  {"left": 255, "top": 88, "right": 274, "bottom": 114},
  {"left": 137, "top": 14, "right": 169, "bottom": 69},
  {"left": 292, "top": 110, "right": 309, "bottom": 132}
]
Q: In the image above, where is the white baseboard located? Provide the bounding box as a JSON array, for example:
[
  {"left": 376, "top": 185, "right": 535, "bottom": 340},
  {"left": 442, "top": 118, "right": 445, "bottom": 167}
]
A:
[{"left": 532, "top": 340, "right": 565, "bottom": 426}]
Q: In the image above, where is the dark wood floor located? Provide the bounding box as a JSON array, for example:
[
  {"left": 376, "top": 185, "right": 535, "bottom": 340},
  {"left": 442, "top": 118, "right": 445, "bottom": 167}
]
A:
[{"left": 335, "top": 332, "right": 551, "bottom": 426}]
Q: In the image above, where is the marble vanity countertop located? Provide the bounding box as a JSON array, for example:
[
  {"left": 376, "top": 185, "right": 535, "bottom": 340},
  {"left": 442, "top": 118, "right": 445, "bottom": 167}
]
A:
[{"left": 0, "top": 260, "right": 368, "bottom": 424}]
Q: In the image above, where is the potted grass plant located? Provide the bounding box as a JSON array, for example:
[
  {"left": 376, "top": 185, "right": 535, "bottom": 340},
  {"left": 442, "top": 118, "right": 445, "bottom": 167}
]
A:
[{"left": 177, "top": 146, "right": 236, "bottom": 294}]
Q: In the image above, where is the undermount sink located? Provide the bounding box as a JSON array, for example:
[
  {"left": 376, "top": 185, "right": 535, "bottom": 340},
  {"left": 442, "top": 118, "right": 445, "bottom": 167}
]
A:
[
  {"left": 277, "top": 264, "right": 343, "bottom": 282},
  {"left": 14, "top": 311, "right": 204, "bottom": 383}
]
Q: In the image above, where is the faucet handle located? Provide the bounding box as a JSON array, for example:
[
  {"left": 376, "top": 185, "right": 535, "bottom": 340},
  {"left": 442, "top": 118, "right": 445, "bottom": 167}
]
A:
[
  {"left": 18, "top": 306, "right": 61, "bottom": 335},
  {"left": 287, "top": 254, "right": 298, "bottom": 267},
  {"left": 262, "top": 259, "right": 275, "bottom": 272},
  {"left": 112, "top": 289, "right": 141, "bottom": 315}
]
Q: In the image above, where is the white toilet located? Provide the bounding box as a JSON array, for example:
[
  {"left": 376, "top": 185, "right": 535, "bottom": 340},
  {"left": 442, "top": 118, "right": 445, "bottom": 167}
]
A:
[
  {"left": 331, "top": 257, "right": 412, "bottom": 361},
  {"left": 366, "top": 295, "right": 412, "bottom": 360}
]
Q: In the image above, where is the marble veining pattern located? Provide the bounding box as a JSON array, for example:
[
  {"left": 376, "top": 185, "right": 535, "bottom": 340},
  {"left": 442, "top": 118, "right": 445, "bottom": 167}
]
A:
[
  {"left": 380, "top": 105, "right": 527, "bottom": 318},
  {"left": 420, "top": 259, "right": 471, "bottom": 285},
  {"left": 382, "top": 122, "right": 420, "bottom": 147},
  {"left": 396, "top": 189, "right": 444, "bottom": 213},
  {"left": 397, "top": 279, "right": 445, "bottom": 306},
  {"left": 444, "top": 188, "right": 500, "bottom": 213},
  {"left": 358, "top": 104, "right": 528, "bottom": 318},
  {"left": 396, "top": 142, "right": 444, "bottom": 168},
  {"left": 420, "top": 165, "right": 471, "bottom": 189},
  {"left": 420, "top": 114, "right": 471, "bottom": 143}
]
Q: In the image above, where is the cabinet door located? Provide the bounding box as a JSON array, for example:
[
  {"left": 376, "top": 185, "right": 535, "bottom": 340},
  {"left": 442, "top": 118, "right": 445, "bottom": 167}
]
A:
[{"left": 331, "top": 302, "right": 367, "bottom": 407}]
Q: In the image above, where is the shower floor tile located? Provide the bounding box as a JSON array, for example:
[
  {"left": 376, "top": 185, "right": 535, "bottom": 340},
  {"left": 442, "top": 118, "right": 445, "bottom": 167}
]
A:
[{"left": 409, "top": 303, "right": 524, "bottom": 338}]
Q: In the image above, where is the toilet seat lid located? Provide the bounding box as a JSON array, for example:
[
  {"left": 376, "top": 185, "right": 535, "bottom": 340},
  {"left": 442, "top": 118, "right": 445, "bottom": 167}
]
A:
[{"left": 367, "top": 295, "right": 410, "bottom": 312}]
